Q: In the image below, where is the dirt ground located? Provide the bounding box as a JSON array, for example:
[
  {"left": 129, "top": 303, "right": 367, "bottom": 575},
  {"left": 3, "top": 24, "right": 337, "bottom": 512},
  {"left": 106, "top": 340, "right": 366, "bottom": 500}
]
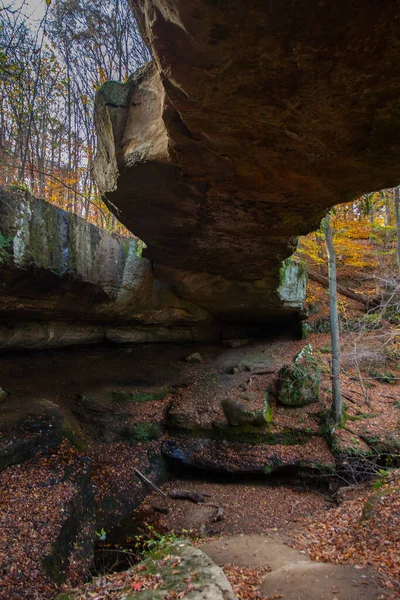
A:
[
  {"left": 201, "top": 534, "right": 387, "bottom": 600},
  {"left": 132, "top": 478, "right": 331, "bottom": 537}
]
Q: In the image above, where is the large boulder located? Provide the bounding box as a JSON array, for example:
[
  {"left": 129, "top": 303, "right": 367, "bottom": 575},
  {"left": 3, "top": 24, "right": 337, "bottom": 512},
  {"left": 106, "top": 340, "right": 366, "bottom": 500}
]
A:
[
  {"left": 162, "top": 437, "right": 335, "bottom": 476},
  {"left": 0, "top": 405, "right": 64, "bottom": 472}
]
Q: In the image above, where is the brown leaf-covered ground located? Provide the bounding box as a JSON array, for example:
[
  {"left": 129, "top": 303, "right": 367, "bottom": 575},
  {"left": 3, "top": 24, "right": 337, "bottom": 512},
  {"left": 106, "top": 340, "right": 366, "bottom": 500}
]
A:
[
  {"left": 222, "top": 564, "right": 273, "bottom": 600},
  {"left": 131, "top": 479, "right": 331, "bottom": 537},
  {"left": 289, "top": 471, "right": 400, "bottom": 597},
  {"left": 0, "top": 441, "right": 88, "bottom": 600},
  {"left": 0, "top": 322, "right": 399, "bottom": 599}
]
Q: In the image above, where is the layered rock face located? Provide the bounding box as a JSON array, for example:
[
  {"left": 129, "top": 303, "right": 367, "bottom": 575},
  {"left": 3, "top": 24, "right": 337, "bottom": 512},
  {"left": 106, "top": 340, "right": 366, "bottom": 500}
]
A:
[
  {"left": 0, "top": 188, "right": 303, "bottom": 349},
  {"left": 94, "top": 0, "right": 400, "bottom": 322},
  {"left": 0, "top": 188, "right": 213, "bottom": 349}
]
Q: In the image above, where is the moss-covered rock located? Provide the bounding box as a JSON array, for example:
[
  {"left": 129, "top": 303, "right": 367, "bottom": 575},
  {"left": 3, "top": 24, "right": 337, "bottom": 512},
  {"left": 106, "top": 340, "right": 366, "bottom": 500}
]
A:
[
  {"left": 109, "top": 389, "right": 170, "bottom": 403},
  {"left": 302, "top": 317, "right": 331, "bottom": 337},
  {"left": 360, "top": 430, "right": 400, "bottom": 457},
  {"left": 278, "top": 345, "right": 321, "bottom": 407},
  {"left": 0, "top": 188, "right": 212, "bottom": 351},
  {"left": 119, "top": 422, "right": 163, "bottom": 442},
  {"left": 56, "top": 541, "right": 237, "bottom": 600},
  {"left": 278, "top": 258, "right": 307, "bottom": 312},
  {"left": 61, "top": 417, "right": 89, "bottom": 451},
  {"left": 212, "top": 422, "right": 315, "bottom": 445},
  {"left": 162, "top": 437, "right": 335, "bottom": 476},
  {"left": 360, "top": 487, "right": 394, "bottom": 523},
  {"left": 0, "top": 412, "right": 63, "bottom": 472}
]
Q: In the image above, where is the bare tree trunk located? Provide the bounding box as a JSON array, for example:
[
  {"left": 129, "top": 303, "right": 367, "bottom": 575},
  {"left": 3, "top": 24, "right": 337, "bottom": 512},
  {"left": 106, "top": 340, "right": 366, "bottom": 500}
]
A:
[
  {"left": 316, "top": 235, "right": 326, "bottom": 276},
  {"left": 369, "top": 196, "right": 375, "bottom": 245},
  {"left": 382, "top": 190, "right": 392, "bottom": 250},
  {"left": 19, "top": 5, "right": 49, "bottom": 183},
  {"left": 384, "top": 191, "right": 392, "bottom": 226},
  {"left": 324, "top": 213, "right": 342, "bottom": 425},
  {"left": 395, "top": 186, "right": 400, "bottom": 272}
]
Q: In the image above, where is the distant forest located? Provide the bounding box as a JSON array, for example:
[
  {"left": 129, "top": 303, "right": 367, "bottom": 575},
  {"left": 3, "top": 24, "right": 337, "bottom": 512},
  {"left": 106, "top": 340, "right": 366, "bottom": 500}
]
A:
[{"left": 0, "top": 0, "right": 149, "bottom": 233}]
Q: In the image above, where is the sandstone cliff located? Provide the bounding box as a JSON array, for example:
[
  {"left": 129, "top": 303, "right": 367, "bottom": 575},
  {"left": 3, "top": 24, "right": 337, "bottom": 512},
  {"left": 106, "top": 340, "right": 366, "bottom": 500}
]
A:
[{"left": 94, "top": 0, "right": 400, "bottom": 321}]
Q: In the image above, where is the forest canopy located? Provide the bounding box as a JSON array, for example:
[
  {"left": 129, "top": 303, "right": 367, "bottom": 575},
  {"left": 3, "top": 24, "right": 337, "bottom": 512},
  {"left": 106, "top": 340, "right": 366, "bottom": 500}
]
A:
[{"left": 0, "top": 0, "right": 149, "bottom": 233}]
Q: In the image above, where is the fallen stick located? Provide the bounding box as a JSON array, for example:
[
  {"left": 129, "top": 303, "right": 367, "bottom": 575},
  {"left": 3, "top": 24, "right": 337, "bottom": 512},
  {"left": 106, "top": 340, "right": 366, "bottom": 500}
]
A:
[
  {"left": 134, "top": 469, "right": 167, "bottom": 497},
  {"left": 252, "top": 369, "right": 276, "bottom": 376},
  {"left": 346, "top": 387, "right": 363, "bottom": 396},
  {"left": 168, "top": 489, "right": 211, "bottom": 503},
  {"left": 350, "top": 376, "right": 400, "bottom": 381},
  {"left": 341, "top": 392, "right": 358, "bottom": 405},
  {"left": 290, "top": 500, "right": 300, "bottom": 515},
  {"left": 168, "top": 489, "right": 223, "bottom": 522},
  {"left": 152, "top": 505, "right": 169, "bottom": 514},
  {"left": 308, "top": 269, "right": 372, "bottom": 306},
  {"left": 134, "top": 473, "right": 222, "bottom": 522}
]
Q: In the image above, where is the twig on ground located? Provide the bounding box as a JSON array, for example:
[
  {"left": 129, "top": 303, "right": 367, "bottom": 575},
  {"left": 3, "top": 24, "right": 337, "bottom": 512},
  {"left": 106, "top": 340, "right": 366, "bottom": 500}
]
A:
[{"left": 342, "top": 393, "right": 358, "bottom": 405}]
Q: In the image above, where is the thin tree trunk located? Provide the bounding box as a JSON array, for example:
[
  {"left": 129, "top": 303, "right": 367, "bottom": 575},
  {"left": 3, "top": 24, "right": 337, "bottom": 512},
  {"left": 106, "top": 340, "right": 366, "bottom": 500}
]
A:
[
  {"left": 384, "top": 191, "right": 392, "bottom": 226},
  {"left": 395, "top": 186, "right": 400, "bottom": 272},
  {"left": 324, "top": 213, "right": 342, "bottom": 425},
  {"left": 19, "top": 5, "right": 49, "bottom": 183},
  {"left": 315, "top": 234, "right": 326, "bottom": 276},
  {"left": 369, "top": 196, "right": 375, "bottom": 245}
]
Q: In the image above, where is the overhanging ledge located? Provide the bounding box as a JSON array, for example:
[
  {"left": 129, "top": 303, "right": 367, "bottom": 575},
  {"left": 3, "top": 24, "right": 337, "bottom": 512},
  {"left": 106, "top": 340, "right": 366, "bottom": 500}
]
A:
[{"left": 94, "top": 0, "right": 400, "bottom": 321}]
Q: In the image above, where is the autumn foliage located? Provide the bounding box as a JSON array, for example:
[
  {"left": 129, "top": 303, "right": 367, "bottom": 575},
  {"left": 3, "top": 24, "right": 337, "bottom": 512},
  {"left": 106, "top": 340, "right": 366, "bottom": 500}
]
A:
[{"left": 0, "top": 0, "right": 149, "bottom": 236}]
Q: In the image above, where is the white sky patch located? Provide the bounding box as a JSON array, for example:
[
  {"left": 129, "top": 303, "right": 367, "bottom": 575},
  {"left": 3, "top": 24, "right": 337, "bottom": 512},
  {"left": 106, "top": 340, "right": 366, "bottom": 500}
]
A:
[{"left": 1, "top": 0, "right": 47, "bottom": 27}]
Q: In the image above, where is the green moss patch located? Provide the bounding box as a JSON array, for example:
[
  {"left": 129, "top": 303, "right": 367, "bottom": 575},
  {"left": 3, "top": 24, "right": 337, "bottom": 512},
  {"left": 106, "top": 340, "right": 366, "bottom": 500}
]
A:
[
  {"left": 110, "top": 389, "right": 170, "bottom": 403},
  {"left": 119, "top": 422, "right": 163, "bottom": 442}
]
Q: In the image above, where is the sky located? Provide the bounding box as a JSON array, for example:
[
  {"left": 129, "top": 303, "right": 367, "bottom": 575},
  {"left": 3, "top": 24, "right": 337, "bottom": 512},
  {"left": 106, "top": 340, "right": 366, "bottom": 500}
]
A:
[{"left": 1, "top": 0, "right": 47, "bottom": 26}]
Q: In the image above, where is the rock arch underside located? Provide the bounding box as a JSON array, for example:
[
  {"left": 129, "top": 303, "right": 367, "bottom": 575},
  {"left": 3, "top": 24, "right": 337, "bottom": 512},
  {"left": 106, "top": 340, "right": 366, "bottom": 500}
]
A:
[{"left": 94, "top": 0, "right": 400, "bottom": 323}]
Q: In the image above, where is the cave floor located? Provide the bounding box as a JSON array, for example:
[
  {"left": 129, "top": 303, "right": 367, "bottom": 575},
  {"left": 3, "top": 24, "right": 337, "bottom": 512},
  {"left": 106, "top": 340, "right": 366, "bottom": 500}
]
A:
[{"left": 0, "top": 333, "right": 399, "bottom": 599}]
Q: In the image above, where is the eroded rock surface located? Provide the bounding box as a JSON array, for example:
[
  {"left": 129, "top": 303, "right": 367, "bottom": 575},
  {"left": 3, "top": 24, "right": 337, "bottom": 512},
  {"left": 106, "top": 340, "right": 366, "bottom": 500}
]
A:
[
  {"left": 94, "top": 0, "right": 400, "bottom": 322},
  {"left": 162, "top": 437, "right": 335, "bottom": 476},
  {"left": 0, "top": 188, "right": 215, "bottom": 349}
]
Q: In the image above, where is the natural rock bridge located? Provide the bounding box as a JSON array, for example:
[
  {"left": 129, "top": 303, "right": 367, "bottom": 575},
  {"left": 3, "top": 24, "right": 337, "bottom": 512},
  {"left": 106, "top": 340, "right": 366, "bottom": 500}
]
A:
[{"left": 94, "top": 0, "right": 400, "bottom": 322}]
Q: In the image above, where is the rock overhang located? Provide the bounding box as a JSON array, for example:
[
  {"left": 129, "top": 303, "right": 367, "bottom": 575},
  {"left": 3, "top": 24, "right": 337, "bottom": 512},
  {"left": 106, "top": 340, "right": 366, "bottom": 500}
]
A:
[{"left": 94, "top": 0, "right": 400, "bottom": 323}]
